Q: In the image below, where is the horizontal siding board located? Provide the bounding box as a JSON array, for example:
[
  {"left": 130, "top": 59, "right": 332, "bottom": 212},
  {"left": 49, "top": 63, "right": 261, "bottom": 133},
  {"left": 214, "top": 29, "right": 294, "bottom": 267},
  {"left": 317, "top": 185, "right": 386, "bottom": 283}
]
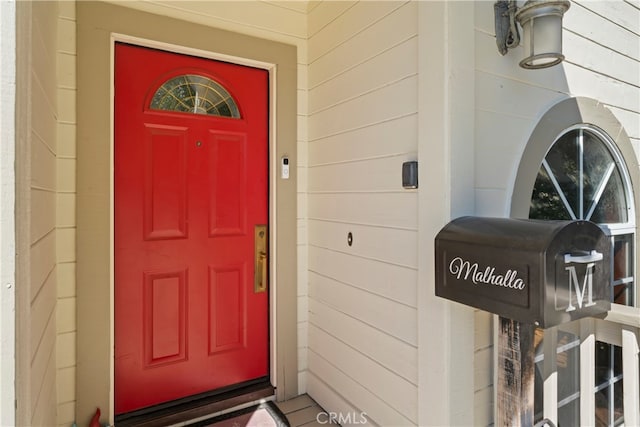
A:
[
  {"left": 309, "top": 272, "right": 416, "bottom": 345},
  {"left": 57, "top": 402, "right": 76, "bottom": 427},
  {"left": 309, "top": 299, "right": 417, "bottom": 383},
  {"left": 308, "top": 1, "right": 403, "bottom": 64},
  {"left": 475, "top": 310, "right": 494, "bottom": 351},
  {"left": 56, "top": 297, "right": 75, "bottom": 334},
  {"left": 573, "top": 0, "right": 640, "bottom": 34},
  {"left": 308, "top": 246, "right": 416, "bottom": 307},
  {"left": 309, "top": 115, "right": 417, "bottom": 166},
  {"left": 475, "top": 188, "right": 510, "bottom": 217},
  {"left": 57, "top": 51, "right": 77, "bottom": 90},
  {"left": 475, "top": 386, "right": 494, "bottom": 427},
  {"left": 306, "top": 371, "right": 384, "bottom": 427},
  {"left": 308, "top": 75, "right": 417, "bottom": 141},
  {"left": 563, "top": 62, "right": 639, "bottom": 113},
  {"left": 565, "top": 2, "right": 640, "bottom": 61},
  {"left": 308, "top": 219, "right": 418, "bottom": 268},
  {"left": 308, "top": 192, "right": 417, "bottom": 229},
  {"left": 309, "top": 2, "right": 417, "bottom": 88},
  {"left": 141, "top": 1, "right": 307, "bottom": 39},
  {"left": 474, "top": 0, "right": 495, "bottom": 35},
  {"left": 475, "top": 110, "right": 535, "bottom": 190},
  {"left": 474, "top": 347, "right": 493, "bottom": 391},
  {"left": 607, "top": 107, "right": 640, "bottom": 141},
  {"left": 265, "top": 1, "right": 311, "bottom": 14},
  {"left": 475, "top": 71, "right": 568, "bottom": 120},
  {"left": 308, "top": 157, "right": 408, "bottom": 193},
  {"left": 475, "top": 31, "right": 572, "bottom": 92},
  {"left": 307, "top": 356, "right": 415, "bottom": 427},
  {"left": 564, "top": 31, "right": 639, "bottom": 86},
  {"left": 308, "top": 325, "right": 418, "bottom": 423},
  {"left": 56, "top": 332, "right": 76, "bottom": 369},
  {"left": 309, "top": 36, "right": 417, "bottom": 113},
  {"left": 307, "top": 1, "right": 357, "bottom": 38}
]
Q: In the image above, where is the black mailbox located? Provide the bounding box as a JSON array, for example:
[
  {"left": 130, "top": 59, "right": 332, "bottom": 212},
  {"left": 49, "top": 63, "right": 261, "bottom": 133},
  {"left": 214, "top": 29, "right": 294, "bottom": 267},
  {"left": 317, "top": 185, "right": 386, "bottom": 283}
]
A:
[{"left": 435, "top": 217, "right": 611, "bottom": 328}]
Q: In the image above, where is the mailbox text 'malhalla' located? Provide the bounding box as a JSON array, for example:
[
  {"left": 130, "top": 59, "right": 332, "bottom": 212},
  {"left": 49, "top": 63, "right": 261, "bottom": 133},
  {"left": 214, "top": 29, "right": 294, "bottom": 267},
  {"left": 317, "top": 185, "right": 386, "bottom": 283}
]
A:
[{"left": 448, "top": 257, "right": 526, "bottom": 291}]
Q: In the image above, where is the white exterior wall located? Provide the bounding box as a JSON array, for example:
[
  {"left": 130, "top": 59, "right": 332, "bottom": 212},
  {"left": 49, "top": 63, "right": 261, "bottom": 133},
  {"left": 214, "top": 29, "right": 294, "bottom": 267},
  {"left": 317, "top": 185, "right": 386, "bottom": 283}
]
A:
[
  {"left": 472, "top": 1, "right": 640, "bottom": 425},
  {"left": 0, "top": 1, "right": 16, "bottom": 426},
  {"left": 306, "top": 2, "right": 420, "bottom": 425}
]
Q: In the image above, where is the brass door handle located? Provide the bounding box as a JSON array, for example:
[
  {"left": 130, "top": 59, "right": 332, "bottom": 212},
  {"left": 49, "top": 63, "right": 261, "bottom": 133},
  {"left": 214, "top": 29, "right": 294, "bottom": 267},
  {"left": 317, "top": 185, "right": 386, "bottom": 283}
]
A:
[{"left": 255, "top": 225, "right": 268, "bottom": 293}]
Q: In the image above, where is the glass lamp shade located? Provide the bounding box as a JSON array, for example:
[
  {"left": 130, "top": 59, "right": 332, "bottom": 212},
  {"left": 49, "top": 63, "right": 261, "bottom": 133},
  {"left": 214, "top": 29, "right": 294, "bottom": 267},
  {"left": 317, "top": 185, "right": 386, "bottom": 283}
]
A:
[{"left": 515, "top": 0, "right": 570, "bottom": 69}]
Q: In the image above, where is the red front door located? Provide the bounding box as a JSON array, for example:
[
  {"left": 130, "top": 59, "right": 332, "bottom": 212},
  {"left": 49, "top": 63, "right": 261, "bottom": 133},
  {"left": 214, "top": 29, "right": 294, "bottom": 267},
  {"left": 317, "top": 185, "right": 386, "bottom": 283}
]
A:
[{"left": 114, "top": 43, "right": 269, "bottom": 414}]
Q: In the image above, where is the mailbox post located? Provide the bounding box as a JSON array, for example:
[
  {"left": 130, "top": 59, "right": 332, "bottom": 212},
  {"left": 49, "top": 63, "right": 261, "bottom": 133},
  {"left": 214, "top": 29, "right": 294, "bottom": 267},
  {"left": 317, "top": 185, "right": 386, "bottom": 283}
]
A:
[{"left": 435, "top": 217, "right": 611, "bottom": 426}]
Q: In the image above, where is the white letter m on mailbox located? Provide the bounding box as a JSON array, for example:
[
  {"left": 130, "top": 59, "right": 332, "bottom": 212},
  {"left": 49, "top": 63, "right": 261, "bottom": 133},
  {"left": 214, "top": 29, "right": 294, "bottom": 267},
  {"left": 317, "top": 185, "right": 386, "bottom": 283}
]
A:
[{"left": 564, "top": 251, "right": 602, "bottom": 313}]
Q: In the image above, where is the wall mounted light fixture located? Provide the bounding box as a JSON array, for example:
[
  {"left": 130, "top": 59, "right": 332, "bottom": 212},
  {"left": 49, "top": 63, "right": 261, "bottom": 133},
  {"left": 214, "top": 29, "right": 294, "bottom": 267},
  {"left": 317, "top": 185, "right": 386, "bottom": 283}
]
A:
[{"left": 495, "top": 0, "right": 570, "bottom": 69}]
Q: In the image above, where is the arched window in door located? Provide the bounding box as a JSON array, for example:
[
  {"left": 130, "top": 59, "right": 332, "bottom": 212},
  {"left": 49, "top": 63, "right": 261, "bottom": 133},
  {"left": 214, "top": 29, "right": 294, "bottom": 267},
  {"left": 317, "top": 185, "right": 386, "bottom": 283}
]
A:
[
  {"left": 149, "top": 74, "right": 241, "bottom": 118},
  {"left": 528, "top": 124, "right": 636, "bottom": 426}
]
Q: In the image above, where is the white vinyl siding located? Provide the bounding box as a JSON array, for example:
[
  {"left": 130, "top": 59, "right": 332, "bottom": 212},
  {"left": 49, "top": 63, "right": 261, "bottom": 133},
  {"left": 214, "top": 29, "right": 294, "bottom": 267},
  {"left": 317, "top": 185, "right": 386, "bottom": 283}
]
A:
[
  {"left": 306, "top": 2, "right": 419, "bottom": 425},
  {"left": 473, "top": 1, "right": 640, "bottom": 425}
]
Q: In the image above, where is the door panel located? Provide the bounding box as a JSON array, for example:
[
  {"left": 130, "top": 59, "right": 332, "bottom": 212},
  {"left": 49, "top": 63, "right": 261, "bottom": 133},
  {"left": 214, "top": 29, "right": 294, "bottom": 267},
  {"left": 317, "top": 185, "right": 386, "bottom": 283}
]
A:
[{"left": 114, "top": 43, "right": 269, "bottom": 414}]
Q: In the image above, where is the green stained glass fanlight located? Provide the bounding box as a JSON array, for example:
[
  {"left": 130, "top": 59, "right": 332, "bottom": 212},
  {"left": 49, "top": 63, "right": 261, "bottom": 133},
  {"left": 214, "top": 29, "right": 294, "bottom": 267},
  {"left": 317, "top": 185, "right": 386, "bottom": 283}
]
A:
[{"left": 150, "top": 74, "right": 240, "bottom": 118}]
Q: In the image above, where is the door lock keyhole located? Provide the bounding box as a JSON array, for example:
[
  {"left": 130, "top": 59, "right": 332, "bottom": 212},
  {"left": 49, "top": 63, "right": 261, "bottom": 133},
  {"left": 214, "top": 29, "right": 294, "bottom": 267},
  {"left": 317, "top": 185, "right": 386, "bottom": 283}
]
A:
[{"left": 196, "top": 140, "right": 202, "bottom": 147}]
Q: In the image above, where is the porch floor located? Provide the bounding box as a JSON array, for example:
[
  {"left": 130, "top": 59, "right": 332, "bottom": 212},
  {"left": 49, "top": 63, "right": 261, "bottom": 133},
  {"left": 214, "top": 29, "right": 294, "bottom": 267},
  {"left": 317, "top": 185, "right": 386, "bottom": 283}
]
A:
[{"left": 275, "top": 394, "right": 326, "bottom": 427}]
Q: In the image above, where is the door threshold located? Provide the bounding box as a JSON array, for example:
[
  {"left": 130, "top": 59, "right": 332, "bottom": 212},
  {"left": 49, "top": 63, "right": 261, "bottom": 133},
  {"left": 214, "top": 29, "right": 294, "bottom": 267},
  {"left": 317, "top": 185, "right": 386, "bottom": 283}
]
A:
[{"left": 115, "top": 379, "right": 274, "bottom": 427}]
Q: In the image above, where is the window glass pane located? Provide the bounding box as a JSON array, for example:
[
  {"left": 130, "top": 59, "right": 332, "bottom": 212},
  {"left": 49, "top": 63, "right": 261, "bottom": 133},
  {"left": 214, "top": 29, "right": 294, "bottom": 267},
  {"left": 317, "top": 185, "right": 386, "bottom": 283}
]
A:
[
  {"left": 595, "top": 385, "right": 611, "bottom": 427},
  {"left": 530, "top": 165, "right": 572, "bottom": 220},
  {"left": 590, "top": 168, "right": 628, "bottom": 223},
  {"left": 583, "top": 130, "right": 616, "bottom": 217},
  {"left": 595, "top": 342, "right": 624, "bottom": 427},
  {"left": 595, "top": 341, "right": 612, "bottom": 385},
  {"left": 613, "top": 234, "right": 634, "bottom": 306},
  {"left": 559, "top": 398, "right": 580, "bottom": 427},
  {"left": 150, "top": 74, "right": 240, "bottom": 118},
  {"left": 614, "top": 235, "right": 634, "bottom": 281},
  {"left": 612, "top": 345, "right": 622, "bottom": 378},
  {"left": 612, "top": 283, "right": 631, "bottom": 306},
  {"left": 557, "top": 332, "right": 579, "bottom": 402},
  {"left": 544, "top": 133, "right": 579, "bottom": 217},
  {"left": 613, "top": 381, "right": 624, "bottom": 426}
]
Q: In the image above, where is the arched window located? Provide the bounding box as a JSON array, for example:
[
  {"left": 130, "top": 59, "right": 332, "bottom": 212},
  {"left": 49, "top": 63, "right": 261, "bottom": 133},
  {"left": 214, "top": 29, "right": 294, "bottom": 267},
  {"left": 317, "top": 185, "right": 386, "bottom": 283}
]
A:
[
  {"left": 530, "top": 126, "right": 635, "bottom": 306},
  {"left": 514, "top": 98, "right": 638, "bottom": 427},
  {"left": 150, "top": 74, "right": 241, "bottom": 118},
  {"left": 529, "top": 125, "right": 635, "bottom": 426}
]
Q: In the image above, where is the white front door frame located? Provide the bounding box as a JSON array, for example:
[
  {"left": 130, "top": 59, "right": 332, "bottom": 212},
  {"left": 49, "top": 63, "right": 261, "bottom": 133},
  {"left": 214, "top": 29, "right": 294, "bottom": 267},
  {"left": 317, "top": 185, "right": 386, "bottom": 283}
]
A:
[{"left": 76, "top": 3, "right": 298, "bottom": 424}]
